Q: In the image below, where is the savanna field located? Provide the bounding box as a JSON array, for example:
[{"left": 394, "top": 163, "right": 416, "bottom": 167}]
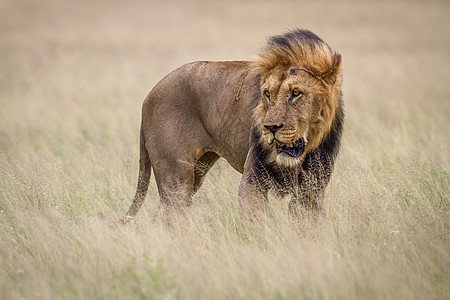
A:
[{"left": 0, "top": 0, "right": 449, "bottom": 299}]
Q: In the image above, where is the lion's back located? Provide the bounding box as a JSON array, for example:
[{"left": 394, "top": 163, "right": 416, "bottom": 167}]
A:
[{"left": 141, "top": 60, "right": 260, "bottom": 172}]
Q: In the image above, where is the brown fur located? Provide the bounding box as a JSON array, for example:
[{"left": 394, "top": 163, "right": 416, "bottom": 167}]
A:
[{"left": 123, "top": 29, "right": 344, "bottom": 222}]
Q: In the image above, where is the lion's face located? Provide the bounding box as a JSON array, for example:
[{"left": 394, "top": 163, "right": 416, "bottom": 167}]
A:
[{"left": 257, "top": 66, "right": 335, "bottom": 168}]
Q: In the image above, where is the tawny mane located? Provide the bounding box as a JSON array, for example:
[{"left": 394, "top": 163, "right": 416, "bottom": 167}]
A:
[
  {"left": 252, "top": 29, "right": 343, "bottom": 159},
  {"left": 255, "top": 29, "right": 341, "bottom": 84}
]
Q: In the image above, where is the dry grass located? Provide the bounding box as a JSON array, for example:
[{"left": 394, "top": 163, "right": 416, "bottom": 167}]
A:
[{"left": 0, "top": 0, "right": 449, "bottom": 299}]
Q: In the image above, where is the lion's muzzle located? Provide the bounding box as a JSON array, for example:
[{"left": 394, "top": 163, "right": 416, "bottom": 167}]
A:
[{"left": 275, "top": 137, "right": 305, "bottom": 158}]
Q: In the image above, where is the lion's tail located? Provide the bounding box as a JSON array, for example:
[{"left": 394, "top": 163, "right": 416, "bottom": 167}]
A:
[{"left": 123, "top": 122, "right": 151, "bottom": 223}]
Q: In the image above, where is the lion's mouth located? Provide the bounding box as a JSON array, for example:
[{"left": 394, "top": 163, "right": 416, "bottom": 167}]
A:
[{"left": 275, "top": 138, "right": 305, "bottom": 158}]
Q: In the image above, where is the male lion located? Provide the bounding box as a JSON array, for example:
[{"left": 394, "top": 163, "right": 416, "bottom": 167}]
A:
[{"left": 124, "top": 29, "right": 343, "bottom": 221}]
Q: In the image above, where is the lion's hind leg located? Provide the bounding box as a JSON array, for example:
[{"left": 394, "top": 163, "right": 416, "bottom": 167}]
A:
[
  {"left": 149, "top": 158, "right": 198, "bottom": 226},
  {"left": 193, "top": 151, "right": 220, "bottom": 194}
]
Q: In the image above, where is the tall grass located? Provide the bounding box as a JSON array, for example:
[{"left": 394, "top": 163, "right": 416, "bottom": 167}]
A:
[{"left": 1, "top": 0, "right": 449, "bottom": 299}]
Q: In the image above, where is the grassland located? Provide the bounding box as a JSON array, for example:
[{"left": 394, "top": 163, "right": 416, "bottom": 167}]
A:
[{"left": 0, "top": 0, "right": 449, "bottom": 299}]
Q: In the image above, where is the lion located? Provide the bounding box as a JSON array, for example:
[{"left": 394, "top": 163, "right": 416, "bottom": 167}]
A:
[{"left": 123, "top": 29, "right": 343, "bottom": 221}]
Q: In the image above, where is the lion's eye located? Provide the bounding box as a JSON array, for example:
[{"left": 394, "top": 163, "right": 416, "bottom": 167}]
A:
[
  {"left": 292, "top": 89, "right": 302, "bottom": 97},
  {"left": 263, "top": 90, "right": 270, "bottom": 99}
]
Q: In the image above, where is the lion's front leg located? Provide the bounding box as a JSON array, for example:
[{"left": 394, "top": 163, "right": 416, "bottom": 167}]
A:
[
  {"left": 238, "top": 148, "right": 271, "bottom": 222},
  {"left": 238, "top": 177, "right": 269, "bottom": 221},
  {"left": 288, "top": 189, "right": 324, "bottom": 221}
]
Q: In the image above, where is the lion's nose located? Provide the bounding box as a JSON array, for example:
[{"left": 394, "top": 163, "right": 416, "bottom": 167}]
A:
[{"left": 264, "top": 124, "right": 283, "bottom": 134}]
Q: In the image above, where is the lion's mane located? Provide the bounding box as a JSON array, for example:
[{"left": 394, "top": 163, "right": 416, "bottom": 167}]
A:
[{"left": 249, "top": 29, "right": 344, "bottom": 198}]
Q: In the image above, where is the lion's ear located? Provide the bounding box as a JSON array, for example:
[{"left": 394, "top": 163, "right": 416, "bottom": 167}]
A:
[{"left": 322, "top": 53, "right": 342, "bottom": 85}]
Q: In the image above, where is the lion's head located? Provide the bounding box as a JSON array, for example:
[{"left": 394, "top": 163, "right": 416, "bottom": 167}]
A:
[{"left": 253, "top": 29, "right": 343, "bottom": 168}]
